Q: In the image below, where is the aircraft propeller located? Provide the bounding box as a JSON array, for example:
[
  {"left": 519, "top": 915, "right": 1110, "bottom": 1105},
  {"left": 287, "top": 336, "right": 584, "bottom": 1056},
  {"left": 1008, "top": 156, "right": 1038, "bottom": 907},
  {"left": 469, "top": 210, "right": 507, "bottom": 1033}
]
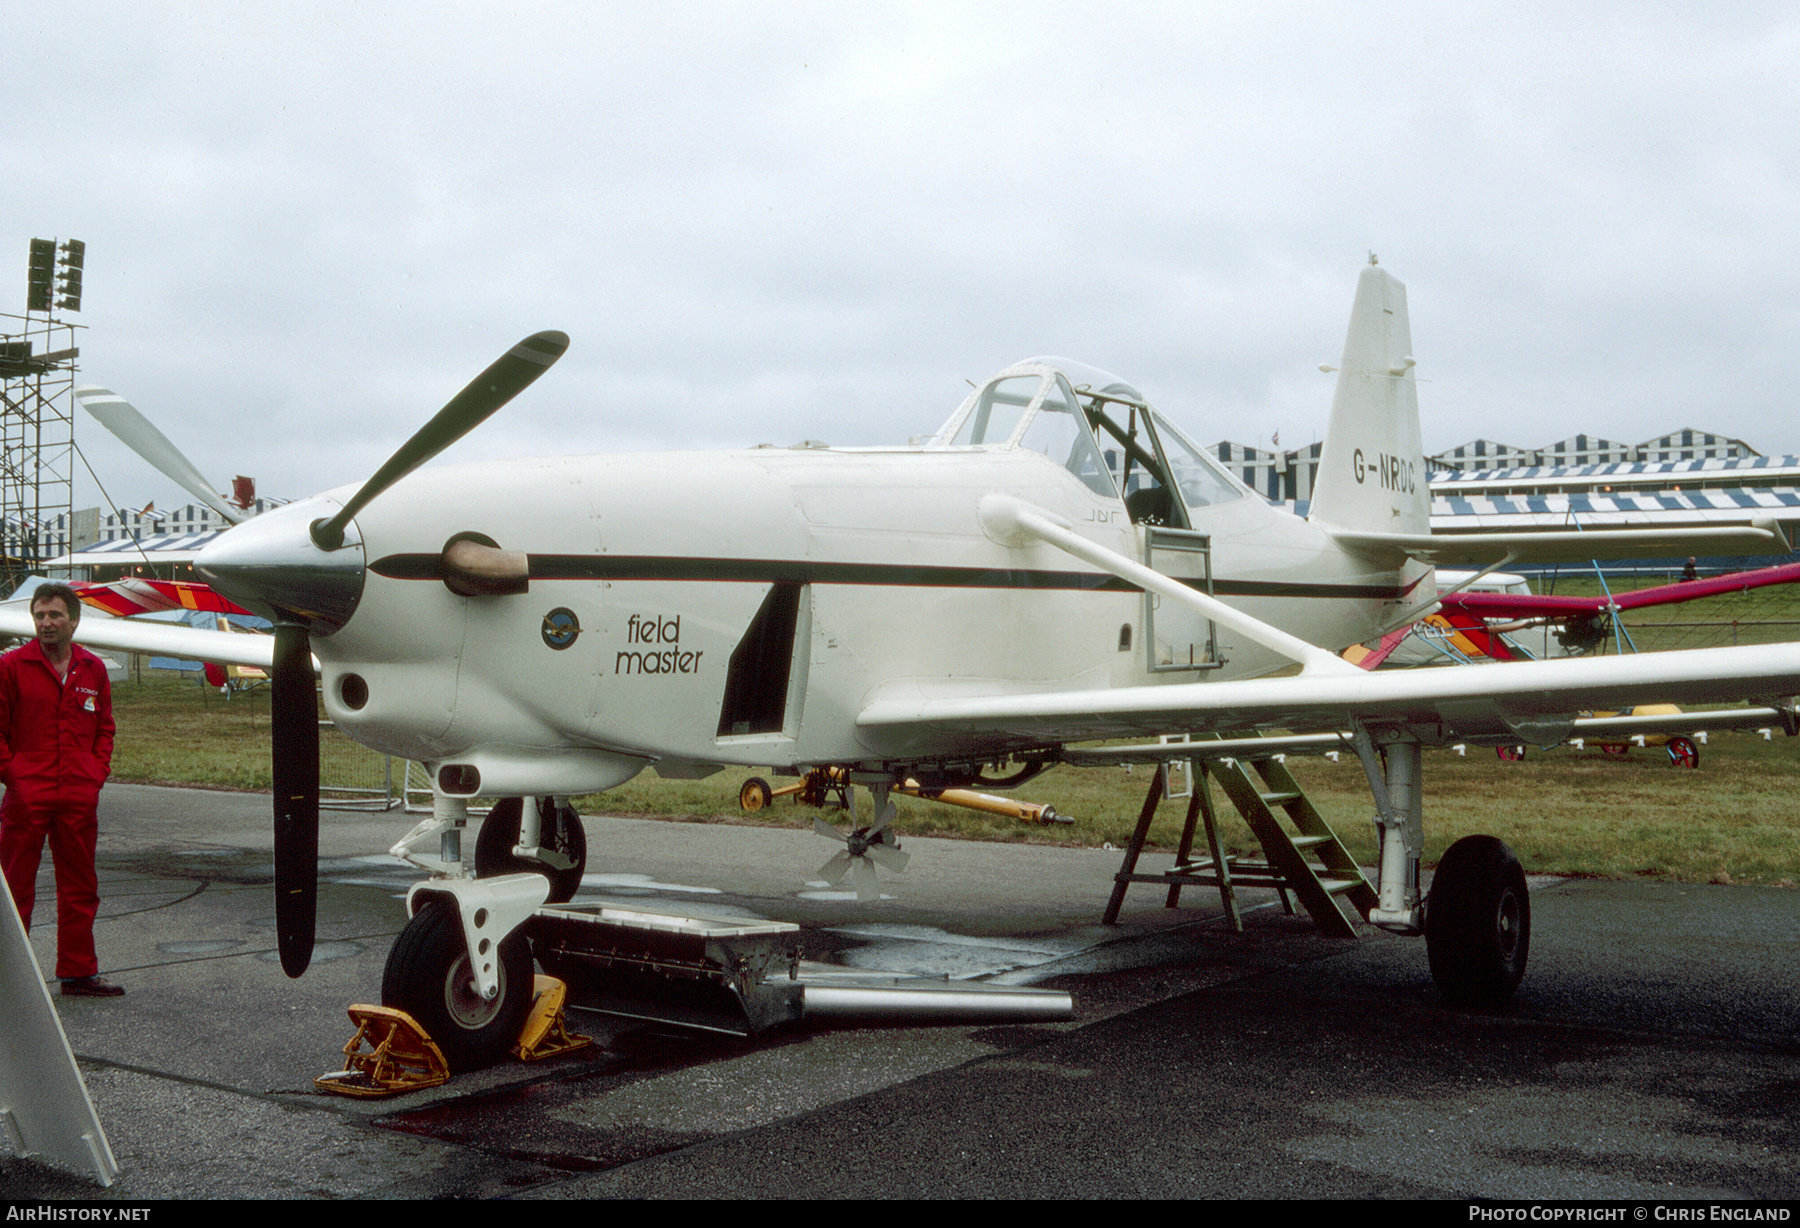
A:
[
  {"left": 814, "top": 801, "right": 910, "bottom": 902},
  {"left": 261, "top": 330, "right": 568, "bottom": 975},
  {"left": 125, "top": 331, "right": 568, "bottom": 976}
]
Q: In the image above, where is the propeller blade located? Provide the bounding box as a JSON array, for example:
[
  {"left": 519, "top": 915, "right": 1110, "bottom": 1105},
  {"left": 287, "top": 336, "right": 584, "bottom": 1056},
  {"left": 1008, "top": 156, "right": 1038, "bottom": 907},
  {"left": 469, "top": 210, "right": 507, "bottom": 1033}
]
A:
[
  {"left": 269, "top": 623, "right": 319, "bottom": 977},
  {"left": 818, "top": 850, "right": 853, "bottom": 886},
  {"left": 867, "top": 842, "right": 911, "bottom": 874},
  {"left": 76, "top": 386, "right": 245, "bottom": 525},
  {"left": 310, "top": 330, "right": 570, "bottom": 550},
  {"left": 852, "top": 857, "right": 879, "bottom": 902}
]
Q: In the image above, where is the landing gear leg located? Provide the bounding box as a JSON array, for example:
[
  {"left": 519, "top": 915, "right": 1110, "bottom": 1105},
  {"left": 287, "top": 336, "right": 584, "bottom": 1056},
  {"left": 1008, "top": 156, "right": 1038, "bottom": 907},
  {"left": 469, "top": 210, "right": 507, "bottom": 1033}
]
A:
[
  {"left": 384, "top": 789, "right": 548, "bottom": 1069},
  {"left": 387, "top": 791, "right": 472, "bottom": 877},
  {"left": 1351, "top": 727, "right": 1532, "bottom": 1004},
  {"left": 1349, "top": 726, "right": 1424, "bottom": 934}
]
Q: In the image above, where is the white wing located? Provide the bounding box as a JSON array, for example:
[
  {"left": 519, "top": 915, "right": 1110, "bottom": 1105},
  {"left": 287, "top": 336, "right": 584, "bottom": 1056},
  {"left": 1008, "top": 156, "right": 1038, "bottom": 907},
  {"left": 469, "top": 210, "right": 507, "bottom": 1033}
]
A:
[{"left": 859, "top": 643, "right": 1800, "bottom": 747}]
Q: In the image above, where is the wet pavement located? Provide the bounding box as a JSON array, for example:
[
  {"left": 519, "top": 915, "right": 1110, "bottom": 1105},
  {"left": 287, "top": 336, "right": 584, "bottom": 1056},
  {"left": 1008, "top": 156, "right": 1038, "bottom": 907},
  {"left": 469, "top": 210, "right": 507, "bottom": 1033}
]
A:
[{"left": 2, "top": 782, "right": 1797, "bottom": 1199}]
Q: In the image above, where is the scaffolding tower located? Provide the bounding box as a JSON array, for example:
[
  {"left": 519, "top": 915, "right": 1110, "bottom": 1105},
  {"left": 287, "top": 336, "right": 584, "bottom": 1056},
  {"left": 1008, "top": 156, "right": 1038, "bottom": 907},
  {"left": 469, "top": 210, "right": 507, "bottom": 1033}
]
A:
[
  {"left": 0, "top": 238, "right": 84, "bottom": 591},
  {"left": 0, "top": 310, "right": 78, "bottom": 590}
]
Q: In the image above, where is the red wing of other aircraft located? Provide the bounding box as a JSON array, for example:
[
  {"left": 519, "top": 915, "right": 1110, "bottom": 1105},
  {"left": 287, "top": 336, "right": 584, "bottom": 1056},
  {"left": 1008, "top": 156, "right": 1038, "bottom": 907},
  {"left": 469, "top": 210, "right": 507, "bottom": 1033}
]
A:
[
  {"left": 65, "top": 578, "right": 266, "bottom": 689},
  {"left": 1350, "top": 560, "right": 1800, "bottom": 668},
  {"left": 70, "top": 577, "right": 254, "bottom": 619}
]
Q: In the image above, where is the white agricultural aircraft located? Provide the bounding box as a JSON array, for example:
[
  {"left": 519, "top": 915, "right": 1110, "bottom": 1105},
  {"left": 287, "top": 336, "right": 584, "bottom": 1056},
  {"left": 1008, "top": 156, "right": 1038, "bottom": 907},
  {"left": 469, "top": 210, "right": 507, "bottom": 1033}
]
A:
[{"left": 24, "top": 259, "right": 1800, "bottom": 1069}]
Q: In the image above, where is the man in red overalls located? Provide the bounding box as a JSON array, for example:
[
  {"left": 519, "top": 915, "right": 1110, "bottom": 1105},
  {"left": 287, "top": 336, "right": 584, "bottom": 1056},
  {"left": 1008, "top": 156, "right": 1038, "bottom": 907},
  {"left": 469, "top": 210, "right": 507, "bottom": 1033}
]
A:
[{"left": 0, "top": 582, "right": 120, "bottom": 996}]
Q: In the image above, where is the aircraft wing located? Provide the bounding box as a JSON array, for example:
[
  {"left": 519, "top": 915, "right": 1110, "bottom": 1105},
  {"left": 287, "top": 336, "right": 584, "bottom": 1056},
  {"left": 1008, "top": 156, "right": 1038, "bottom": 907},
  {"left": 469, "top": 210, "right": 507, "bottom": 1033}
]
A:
[
  {"left": 913, "top": 496, "right": 1800, "bottom": 746},
  {"left": 857, "top": 643, "right": 1800, "bottom": 747},
  {"left": 1331, "top": 521, "right": 1789, "bottom": 566},
  {"left": 0, "top": 607, "right": 279, "bottom": 671},
  {"left": 72, "top": 577, "right": 254, "bottom": 618}
]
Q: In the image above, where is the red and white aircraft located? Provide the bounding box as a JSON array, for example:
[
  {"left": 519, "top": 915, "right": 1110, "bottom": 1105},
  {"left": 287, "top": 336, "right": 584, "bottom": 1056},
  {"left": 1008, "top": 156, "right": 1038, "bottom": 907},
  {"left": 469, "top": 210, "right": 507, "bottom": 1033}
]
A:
[{"left": 22, "top": 260, "right": 1799, "bottom": 1068}]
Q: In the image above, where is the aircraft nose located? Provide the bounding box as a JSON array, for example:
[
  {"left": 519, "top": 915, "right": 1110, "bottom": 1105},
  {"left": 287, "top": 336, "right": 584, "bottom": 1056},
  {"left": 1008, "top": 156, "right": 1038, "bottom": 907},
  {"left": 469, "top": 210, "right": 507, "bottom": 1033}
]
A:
[{"left": 196, "top": 498, "right": 366, "bottom": 635}]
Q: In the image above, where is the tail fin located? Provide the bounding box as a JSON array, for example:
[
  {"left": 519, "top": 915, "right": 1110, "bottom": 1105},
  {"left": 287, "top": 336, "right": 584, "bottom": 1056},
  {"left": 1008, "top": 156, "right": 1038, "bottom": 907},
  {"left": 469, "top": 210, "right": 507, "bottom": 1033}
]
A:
[{"left": 1306, "top": 260, "right": 1430, "bottom": 536}]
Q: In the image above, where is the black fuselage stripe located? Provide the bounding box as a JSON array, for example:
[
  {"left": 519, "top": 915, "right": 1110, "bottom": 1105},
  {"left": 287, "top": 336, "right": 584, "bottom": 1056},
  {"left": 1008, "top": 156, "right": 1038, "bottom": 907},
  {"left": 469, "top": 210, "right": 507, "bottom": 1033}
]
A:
[{"left": 372, "top": 553, "right": 1420, "bottom": 601}]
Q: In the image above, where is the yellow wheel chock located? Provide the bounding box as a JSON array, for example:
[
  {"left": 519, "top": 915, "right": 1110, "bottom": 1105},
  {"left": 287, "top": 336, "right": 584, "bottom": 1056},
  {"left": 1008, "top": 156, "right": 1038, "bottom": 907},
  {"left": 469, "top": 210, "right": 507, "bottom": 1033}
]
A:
[
  {"left": 514, "top": 974, "right": 593, "bottom": 1062},
  {"left": 315, "top": 1005, "right": 450, "bottom": 1097},
  {"left": 317, "top": 977, "right": 592, "bottom": 1096}
]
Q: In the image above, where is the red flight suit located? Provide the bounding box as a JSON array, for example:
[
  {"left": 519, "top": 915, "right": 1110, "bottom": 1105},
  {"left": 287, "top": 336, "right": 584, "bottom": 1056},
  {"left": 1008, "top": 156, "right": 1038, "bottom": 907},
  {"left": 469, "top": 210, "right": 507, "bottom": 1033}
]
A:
[{"left": 0, "top": 639, "right": 115, "bottom": 979}]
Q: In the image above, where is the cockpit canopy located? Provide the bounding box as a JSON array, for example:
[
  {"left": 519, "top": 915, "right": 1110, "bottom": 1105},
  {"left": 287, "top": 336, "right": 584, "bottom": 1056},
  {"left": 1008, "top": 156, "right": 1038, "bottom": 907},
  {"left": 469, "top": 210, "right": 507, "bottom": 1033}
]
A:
[{"left": 930, "top": 358, "right": 1244, "bottom": 528}]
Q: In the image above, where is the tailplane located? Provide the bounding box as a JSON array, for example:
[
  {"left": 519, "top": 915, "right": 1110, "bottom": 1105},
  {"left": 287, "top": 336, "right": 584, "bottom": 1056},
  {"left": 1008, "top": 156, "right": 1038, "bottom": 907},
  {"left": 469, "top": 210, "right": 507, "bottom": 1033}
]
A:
[{"left": 1307, "top": 259, "right": 1430, "bottom": 537}]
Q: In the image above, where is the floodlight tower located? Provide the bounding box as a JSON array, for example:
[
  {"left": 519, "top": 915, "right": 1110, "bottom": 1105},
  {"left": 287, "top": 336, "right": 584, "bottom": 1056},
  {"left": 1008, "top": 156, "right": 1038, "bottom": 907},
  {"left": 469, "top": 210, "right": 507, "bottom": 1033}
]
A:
[{"left": 0, "top": 238, "right": 84, "bottom": 589}]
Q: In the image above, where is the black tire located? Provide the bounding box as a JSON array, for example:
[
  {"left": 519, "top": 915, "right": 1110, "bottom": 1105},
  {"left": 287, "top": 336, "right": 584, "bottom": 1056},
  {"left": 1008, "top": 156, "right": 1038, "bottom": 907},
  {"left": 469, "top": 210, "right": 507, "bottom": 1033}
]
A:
[
  {"left": 739, "top": 777, "right": 774, "bottom": 811},
  {"left": 382, "top": 900, "right": 533, "bottom": 1072},
  {"left": 474, "top": 797, "right": 587, "bottom": 903},
  {"left": 1667, "top": 736, "right": 1700, "bottom": 769},
  {"left": 1425, "top": 835, "right": 1530, "bottom": 1008}
]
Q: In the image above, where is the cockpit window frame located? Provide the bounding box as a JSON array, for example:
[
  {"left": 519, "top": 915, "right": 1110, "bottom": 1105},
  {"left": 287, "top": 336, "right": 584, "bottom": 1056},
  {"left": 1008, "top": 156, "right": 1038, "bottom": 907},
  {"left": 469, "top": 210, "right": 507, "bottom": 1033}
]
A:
[
  {"left": 1077, "top": 387, "right": 1190, "bottom": 529},
  {"left": 931, "top": 365, "right": 1121, "bottom": 500},
  {"left": 931, "top": 360, "right": 1246, "bottom": 522}
]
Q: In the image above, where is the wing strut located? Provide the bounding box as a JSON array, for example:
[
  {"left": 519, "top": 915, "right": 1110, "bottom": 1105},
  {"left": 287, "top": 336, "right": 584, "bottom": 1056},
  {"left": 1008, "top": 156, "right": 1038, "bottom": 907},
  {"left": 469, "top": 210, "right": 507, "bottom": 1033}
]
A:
[{"left": 977, "top": 495, "right": 1358, "bottom": 677}]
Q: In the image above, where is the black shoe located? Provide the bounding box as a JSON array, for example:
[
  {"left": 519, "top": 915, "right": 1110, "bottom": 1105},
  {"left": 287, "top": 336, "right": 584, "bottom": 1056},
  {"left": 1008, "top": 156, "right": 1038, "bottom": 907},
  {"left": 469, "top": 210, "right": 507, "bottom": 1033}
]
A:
[{"left": 61, "top": 976, "right": 125, "bottom": 998}]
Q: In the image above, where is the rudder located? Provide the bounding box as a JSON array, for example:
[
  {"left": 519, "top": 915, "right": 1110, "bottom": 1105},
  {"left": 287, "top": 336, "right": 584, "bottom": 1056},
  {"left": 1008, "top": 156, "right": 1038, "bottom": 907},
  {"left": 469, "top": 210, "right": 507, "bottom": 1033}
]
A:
[{"left": 1307, "top": 259, "right": 1430, "bottom": 536}]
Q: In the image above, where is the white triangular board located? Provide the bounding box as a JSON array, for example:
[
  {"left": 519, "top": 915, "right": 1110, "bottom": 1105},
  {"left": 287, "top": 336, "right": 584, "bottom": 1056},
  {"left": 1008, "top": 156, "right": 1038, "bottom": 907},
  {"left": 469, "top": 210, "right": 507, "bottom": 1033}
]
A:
[{"left": 0, "top": 887, "right": 118, "bottom": 1186}]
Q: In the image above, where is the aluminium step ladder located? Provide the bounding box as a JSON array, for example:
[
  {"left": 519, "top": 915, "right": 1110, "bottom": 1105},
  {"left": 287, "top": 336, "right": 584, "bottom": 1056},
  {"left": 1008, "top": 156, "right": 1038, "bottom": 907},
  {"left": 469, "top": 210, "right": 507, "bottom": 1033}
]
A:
[{"left": 1102, "top": 746, "right": 1375, "bottom": 938}]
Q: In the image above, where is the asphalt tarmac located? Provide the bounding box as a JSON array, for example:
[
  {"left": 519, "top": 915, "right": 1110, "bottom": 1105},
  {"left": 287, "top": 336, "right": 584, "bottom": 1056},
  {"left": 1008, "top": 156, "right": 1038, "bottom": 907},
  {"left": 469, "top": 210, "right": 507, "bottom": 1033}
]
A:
[{"left": 2, "top": 782, "right": 1798, "bottom": 1200}]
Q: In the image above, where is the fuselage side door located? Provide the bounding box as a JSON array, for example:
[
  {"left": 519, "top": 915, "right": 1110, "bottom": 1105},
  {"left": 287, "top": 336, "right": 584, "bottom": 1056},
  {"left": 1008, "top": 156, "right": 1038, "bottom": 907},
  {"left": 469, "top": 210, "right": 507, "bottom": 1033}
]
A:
[{"left": 1141, "top": 525, "right": 1221, "bottom": 674}]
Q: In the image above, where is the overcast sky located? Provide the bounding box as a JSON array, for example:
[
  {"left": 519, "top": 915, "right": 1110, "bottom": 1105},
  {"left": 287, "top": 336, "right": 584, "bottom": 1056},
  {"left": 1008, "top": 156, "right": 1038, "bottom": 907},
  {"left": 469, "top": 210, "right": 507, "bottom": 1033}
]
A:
[{"left": 6, "top": 2, "right": 1799, "bottom": 515}]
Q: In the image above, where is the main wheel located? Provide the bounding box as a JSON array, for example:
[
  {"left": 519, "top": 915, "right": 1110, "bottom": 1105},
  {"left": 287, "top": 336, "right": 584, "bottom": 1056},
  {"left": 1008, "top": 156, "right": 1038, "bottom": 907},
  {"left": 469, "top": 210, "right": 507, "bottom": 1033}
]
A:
[
  {"left": 475, "top": 797, "right": 587, "bottom": 903},
  {"left": 1496, "top": 745, "right": 1525, "bottom": 762},
  {"left": 1667, "top": 736, "right": 1700, "bottom": 769},
  {"left": 739, "top": 777, "right": 774, "bottom": 811},
  {"left": 1425, "top": 835, "right": 1530, "bottom": 1008},
  {"left": 1600, "top": 742, "right": 1629, "bottom": 758},
  {"left": 382, "top": 901, "right": 533, "bottom": 1072}
]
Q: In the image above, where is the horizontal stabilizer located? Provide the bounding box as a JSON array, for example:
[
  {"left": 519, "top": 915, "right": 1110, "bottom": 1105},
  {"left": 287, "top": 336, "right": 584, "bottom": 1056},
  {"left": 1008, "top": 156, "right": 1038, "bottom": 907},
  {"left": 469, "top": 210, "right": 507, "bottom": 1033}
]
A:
[{"left": 1333, "top": 521, "right": 1790, "bottom": 566}]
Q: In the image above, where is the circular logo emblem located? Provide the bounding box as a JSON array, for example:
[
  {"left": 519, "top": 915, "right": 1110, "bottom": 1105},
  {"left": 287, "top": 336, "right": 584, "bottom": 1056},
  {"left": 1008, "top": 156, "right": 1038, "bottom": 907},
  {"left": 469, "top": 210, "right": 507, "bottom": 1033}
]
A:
[{"left": 541, "top": 607, "right": 580, "bottom": 650}]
